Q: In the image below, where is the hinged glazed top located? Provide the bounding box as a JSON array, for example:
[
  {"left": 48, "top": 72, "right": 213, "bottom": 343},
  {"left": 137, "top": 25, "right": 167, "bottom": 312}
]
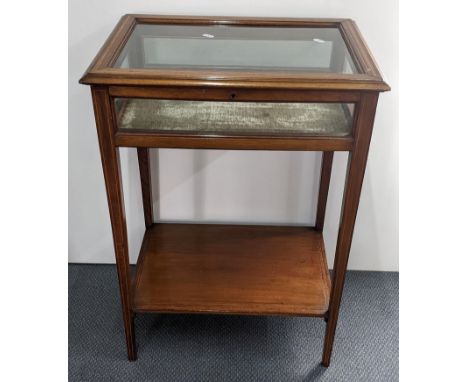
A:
[{"left": 80, "top": 14, "right": 390, "bottom": 91}]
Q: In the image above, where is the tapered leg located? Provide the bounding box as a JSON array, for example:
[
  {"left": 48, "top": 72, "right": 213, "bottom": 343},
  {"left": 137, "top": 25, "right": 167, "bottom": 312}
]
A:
[
  {"left": 315, "top": 151, "right": 334, "bottom": 232},
  {"left": 137, "top": 148, "right": 154, "bottom": 228},
  {"left": 322, "top": 93, "right": 379, "bottom": 367},
  {"left": 91, "top": 86, "right": 137, "bottom": 361}
]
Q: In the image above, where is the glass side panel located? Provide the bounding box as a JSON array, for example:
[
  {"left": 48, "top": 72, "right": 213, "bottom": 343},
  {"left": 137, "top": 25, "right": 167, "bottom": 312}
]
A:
[
  {"left": 114, "top": 24, "right": 357, "bottom": 73},
  {"left": 114, "top": 99, "right": 354, "bottom": 136}
]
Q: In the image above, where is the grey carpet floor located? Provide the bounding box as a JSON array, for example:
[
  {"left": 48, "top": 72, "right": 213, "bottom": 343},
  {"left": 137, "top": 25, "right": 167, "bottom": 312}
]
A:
[{"left": 69, "top": 264, "right": 398, "bottom": 381}]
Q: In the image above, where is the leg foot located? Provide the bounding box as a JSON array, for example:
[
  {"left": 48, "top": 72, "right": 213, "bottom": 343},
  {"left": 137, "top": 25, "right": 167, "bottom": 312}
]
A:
[
  {"left": 124, "top": 312, "right": 137, "bottom": 361},
  {"left": 322, "top": 322, "right": 334, "bottom": 367},
  {"left": 128, "top": 352, "right": 137, "bottom": 361}
]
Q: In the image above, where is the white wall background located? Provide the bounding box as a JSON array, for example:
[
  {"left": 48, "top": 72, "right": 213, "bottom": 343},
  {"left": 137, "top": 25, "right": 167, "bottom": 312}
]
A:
[{"left": 69, "top": 0, "right": 398, "bottom": 271}]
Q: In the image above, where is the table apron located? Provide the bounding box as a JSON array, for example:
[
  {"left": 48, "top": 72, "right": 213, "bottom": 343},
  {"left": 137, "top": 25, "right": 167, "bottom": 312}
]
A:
[
  {"left": 114, "top": 132, "right": 353, "bottom": 151},
  {"left": 108, "top": 86, "right": 361, "bottom": 103}
]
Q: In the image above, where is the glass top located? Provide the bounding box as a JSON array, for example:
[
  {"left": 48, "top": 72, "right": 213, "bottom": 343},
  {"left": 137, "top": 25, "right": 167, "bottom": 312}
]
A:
[{"left": 114, "top": 24, "right": 357, "bottom": 73}]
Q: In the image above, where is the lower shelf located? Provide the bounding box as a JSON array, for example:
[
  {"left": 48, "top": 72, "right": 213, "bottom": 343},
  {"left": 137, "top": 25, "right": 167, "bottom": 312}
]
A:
[{"left": 133, "top": 223, "right": 330, "bottom": 316}]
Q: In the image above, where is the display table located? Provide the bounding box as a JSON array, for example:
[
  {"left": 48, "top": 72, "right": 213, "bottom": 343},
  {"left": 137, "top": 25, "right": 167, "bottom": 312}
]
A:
[{"left": 80, "top": 14, "right": 389, "bottom": 366}]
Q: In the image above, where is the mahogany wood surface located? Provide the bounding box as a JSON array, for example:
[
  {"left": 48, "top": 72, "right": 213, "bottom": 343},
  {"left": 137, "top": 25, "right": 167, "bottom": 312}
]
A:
[
  {"left": 81, "top": 15, "right": 390, "bottom": 366},
  {"left": 133, "top": 224, "right": 331, "bottom": 316},
  {"left": 115, "top": 132, "right": 353, "bottom": 151},
  {"left": 315, "top": 152, "right": 334, "bottom": 232},
  {"left": 109, "top": 86, "right": 361, "bottom": 102},
  {"left": 321, "top": 93, "right": 379, "bottom": 366},
  {"left": 91, "top": 86, "right": 137, "bottom": 360},
  {"left": 79, "top": 15, "right": 390, "bottom": 92},
  {"left": 137, "top": 148, "right": 153, "bottom": 228}
]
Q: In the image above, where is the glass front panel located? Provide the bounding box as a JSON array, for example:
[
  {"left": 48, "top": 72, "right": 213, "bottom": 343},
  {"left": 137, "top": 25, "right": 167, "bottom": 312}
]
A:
[
  {"left": 114, "top": 99, "right": 354, "bottom": 137},
  {"left": 115, "top": 24, "right": 357, "bottom": 73}
]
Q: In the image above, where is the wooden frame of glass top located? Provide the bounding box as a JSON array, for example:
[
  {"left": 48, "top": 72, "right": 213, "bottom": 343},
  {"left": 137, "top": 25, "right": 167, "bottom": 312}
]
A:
[{"left": 80, "top": 14, "right": 390, "bottom": 367}]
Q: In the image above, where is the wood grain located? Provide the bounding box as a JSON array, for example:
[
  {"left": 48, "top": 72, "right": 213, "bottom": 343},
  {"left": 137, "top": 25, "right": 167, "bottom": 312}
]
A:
[
  {"left": 133, "top": 224, "right": 331, "bottom": 316},
  {"left": 321, "top": 92, "right": 379, "bottom": 367},
  {"left": 108, "top": 86, "right": 362, "bottom": 102},
  {"left": 81, "top": 15, "right": 390, "bottom": 365},
  {"left": 115, "top": 132, "right": 353, "bottom": 151},
  {"left": 137, "top": 148, "right": 153, "bottom": 228},
  {"left": 79, "top": 15, "right": 390, "bottom": 92},
  {"left": 91, "top": 86, "right": 137, "bottom": 361},
  {"left": 315, "top": 151, "right": 334, "bottom": 231}
]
